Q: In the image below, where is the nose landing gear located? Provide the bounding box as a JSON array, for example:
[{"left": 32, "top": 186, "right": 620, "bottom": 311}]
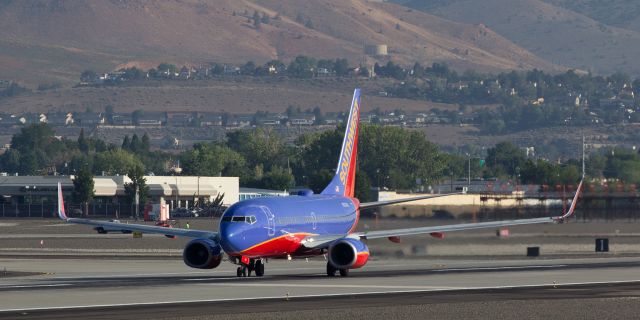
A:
[{"left": 236, "top": 258, "right": 265, "bottom": 277}]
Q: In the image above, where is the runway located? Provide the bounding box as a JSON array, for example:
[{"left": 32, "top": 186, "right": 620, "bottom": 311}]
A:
[{"left": 2, "top": 257, "right": 640, "bottom": 319}]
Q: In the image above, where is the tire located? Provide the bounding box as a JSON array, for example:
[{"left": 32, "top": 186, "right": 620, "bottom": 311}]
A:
[
  {"left": 96, "top": 227, "right": 106, "bottom": 234},
  {"left": 339, "top": 268, "right": 349, "bottom": 277},
  {"left": 236, "top": 267, "right": 243, "bottom": 277},
  {"left": 326, "top": 262, "right": 337, "bottom": 277},
  {"left": 255, "top": 260, "right": 265, "bottom": 277}
]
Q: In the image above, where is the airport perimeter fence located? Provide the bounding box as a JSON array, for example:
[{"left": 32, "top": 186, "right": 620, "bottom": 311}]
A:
[{"left": 0, "top": 202, "right": 138, "bottom": 219}]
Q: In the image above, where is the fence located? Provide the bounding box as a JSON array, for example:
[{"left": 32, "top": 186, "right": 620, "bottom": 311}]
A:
[{"left": 0, "top": 202, "right": 138, "bottom": 218}]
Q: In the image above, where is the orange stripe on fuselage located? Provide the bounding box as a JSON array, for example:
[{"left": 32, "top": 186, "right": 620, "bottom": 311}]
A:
[{"left": 238, "top": 232, "right": 316, "bottom": 257}]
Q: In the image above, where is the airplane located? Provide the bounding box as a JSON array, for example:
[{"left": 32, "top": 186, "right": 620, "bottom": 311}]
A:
[{"left": 57, "top": 88, "right": 583, "bottom": 278}]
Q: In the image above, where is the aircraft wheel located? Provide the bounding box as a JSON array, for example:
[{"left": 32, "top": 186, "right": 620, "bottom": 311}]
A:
[
  {"left": 339, "top": 268, "right": 349, "bottom": 277},
  {"left": 255, "top": 260, "right": 265, "bottom": 277},
  {"left": 236, "top": 267, "right": 243, "bottom": 277},
  {"left": 326, "top": 262, "right": 337, "bottom": 277}
]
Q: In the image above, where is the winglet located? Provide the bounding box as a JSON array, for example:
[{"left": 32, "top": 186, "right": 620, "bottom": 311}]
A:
[
  {"left": 57, "top": 182, "right": 68, "bottom": 220},
  {"left": 555, "top": 179, "right": 583, "bottom": 221}
]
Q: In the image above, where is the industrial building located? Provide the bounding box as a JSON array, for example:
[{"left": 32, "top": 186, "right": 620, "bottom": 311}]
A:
[{"left": 0, "top": 175, "right": 240, "bottom": 218}]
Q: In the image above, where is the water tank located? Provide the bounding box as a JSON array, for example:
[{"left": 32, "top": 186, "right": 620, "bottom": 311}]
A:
[{"left": 365, "top": 44, "right": 388, "bottom": 56}]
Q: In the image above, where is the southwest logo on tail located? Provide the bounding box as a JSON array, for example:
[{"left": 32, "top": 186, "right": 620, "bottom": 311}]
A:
[
  {"left": 56, "top": 88, "right": 582, "bottom": 278},
  {"left": 322, "top": 88, "right": 361, "bottom": 197}
]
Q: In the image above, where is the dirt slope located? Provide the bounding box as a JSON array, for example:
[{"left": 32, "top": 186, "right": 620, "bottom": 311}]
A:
[
  {"left": 0, "top": 0, "right": 560, "bottom": 86},
  {"left": 404, "top": 0, "right": 640, "bottom": 75}
]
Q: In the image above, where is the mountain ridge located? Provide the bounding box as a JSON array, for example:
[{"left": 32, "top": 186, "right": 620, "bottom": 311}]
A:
[{"left": 0, "top": 0, "right": 562, "bottom": 86}]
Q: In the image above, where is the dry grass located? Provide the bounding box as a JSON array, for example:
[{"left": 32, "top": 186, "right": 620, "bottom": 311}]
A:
[
  {"left": 0, "top": 0, "right": 559, "bottom": 86},
  {"left": 0, "top": 78, "right": 459, "bottom": 114}
]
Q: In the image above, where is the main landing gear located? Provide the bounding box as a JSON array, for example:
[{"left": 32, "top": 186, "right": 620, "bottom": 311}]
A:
[
  {"left": 326, "top": 261, "right": 349, "bottom": 277},
  {"left": 236, "top": 258, "right": 265, "bottom": 277}
]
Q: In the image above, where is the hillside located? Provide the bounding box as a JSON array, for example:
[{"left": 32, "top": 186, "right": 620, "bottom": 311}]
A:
[
  {"left": 543, "top": 0, "right": 640, "bottom": 32},
  {"left": 0, "top": 0, "right": 560, "bottom": 86},
  {"left": 402, "top": 0, "right": 640, "bottom": 75},
  {"left": 0, "top": 78, "right": 462, "bottom": 115}
]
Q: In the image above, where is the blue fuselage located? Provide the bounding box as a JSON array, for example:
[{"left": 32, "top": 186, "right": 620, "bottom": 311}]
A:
[{"left": 219, "top": 195, "right": 359, "bottom": 258}]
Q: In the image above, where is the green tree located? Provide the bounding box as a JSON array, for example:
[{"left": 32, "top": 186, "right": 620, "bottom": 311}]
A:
[
  {"left": 80, "top": 70, "right": 97, "bottom": 82},
  {"left": 261, "top": 166, "right": 294, "bottom": 190},
  {"left": 73, "top": 165, "right": 95, "bottom": 217},
  {"left": 141, "top": 133, "right": 150, "bottom": 152},
  {"left": 253, "top": 10, "right": 261, "bottom": 29},
  {"left": 94, "top": 149, "right": 144, "bottom": 175},
  {"left": 77, "top": 128, "right": 89, "bottom": 153},
  {"left": 121, "top": 135, "right": 130, "bottom": 150},
  {"left": 130, "top": 134, "right": 142, "bottom": 153},
  {"left": 486, "top": 142, "right": 526, "bottom": 177},
  {"left": 124, "top": 165, "right": 149, "bottom": 219},
  {"left": 180, "top": 143, "right": 247, "bottom": 178},
  {"left": 226, "top": 128, "right": 285, "bottom": 171},
  {"left": 334, "top": 58, "right": 349, "bottom": 76},
  {"left": 287, "top": 56, "right": 316, "bottom": 78},
  {"left": 132, "top": 110, "right": 144, "bottom": 125}
]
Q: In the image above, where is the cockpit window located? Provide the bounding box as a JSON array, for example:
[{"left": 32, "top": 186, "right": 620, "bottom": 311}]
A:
[{"left": 222, "top": 215, "right": 257, "bottom": 224}]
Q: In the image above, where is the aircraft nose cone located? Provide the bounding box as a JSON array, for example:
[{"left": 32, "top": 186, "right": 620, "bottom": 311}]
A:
[{"left": 220, "top": 224, "right": 243, "bottom": 253}]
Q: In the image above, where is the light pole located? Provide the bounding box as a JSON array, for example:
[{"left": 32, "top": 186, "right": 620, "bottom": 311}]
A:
[
  {"left": 466, "top": 153, "right": 471, "bottom": 185},
  {"left": 25, "top": 185, "right": 35, "bottom": 216}
]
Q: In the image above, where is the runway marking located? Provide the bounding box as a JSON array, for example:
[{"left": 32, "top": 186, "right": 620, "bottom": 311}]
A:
[
  {"left": 193, "top": 282, "right": 460, "bottom": 290},
  {"left": 430, "top": 265, "right": 568, "bottom": 272},
  {"left": 0, "top": 284, "right": 70, "bottom": 289},
  {"left": 3, "top": 279, "right": 640, "bottom": 313}
]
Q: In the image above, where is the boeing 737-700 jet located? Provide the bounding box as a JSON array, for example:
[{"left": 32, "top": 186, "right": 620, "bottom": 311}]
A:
[{"left": 57, "top": 88, "right": 582, "bottom": 277}]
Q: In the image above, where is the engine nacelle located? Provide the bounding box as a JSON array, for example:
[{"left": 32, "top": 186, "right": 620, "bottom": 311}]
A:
[
  {"left": 328, "top": 238, "right": 369, "bottom": 269},
  {"left": 183, "top": 239, "right": 223, "bottom": 269}
]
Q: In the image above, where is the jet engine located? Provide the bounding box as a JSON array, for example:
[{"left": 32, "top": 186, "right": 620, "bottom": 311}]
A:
[
  {"left": 328, "top": 238, "right": 369, "bottom": 269},
  {"left": 183, "top": 239, "right": 223, "bottom": 269}
]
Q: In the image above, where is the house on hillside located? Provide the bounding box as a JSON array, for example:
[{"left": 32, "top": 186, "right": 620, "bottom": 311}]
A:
[
  {"left": 223, "top": 65, "right": 241, "bottom": 75},
  {"left": 255, "top": 115, "right": 282, "bottom": 126},
  {"left": 324, "top": 113, "right": 345, "bottom": 125},
  {"left": 225, "top": 115, "right": 252, "bottom": 127},
  {"left": 166, "top": 112, "right": 196, "bottom": 127},
  {"left": 288, "top": 114, "right": 315, "bottom": 126},
  {"left": 179, "top": 66, "right": 192, "bottom": 80},
  {"left": 405, "top": 114, "right": 426, "bottom": 126},
  {"left": 111, "top": 113, "right": 134, "bottom": 126},
  {"left": 137, "top": 112, "right": 166, "bottom": 126},
  {"left": 46, "top": 112, "right": 74, "bottom": 126},
  {"left": 75, "top": 112, "right": 105, "bottom": 127},
  {"left": 199, "top": 113, "right": 224, "bottom": 127},
  {"left": 0, "top": 114, "right": 19, "bottom": 127}
]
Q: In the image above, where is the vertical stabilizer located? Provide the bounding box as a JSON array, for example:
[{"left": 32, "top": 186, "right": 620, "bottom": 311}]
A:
[
  {"left": 321, "top": 88, "right": 361, "bottom": 197},
  {"left": 57, "top": 182, "right": 68, "bottom": 220}
]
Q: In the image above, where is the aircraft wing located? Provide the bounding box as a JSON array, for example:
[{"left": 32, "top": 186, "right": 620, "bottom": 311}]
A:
[
  {"left": 56, "top": 183, "right": 217, "bottom": 240},
  {"left": 358, "top": 179, "right": 582, "bottom": 240},
  {"left": 302, "top": 179, "right": 582, "bottom": 248},
  {"left": 64, "top": 218, "right": 217, "bottom": 239},
  {"left": 360, "top": 192, "right": 462, "bottom": 209}
]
